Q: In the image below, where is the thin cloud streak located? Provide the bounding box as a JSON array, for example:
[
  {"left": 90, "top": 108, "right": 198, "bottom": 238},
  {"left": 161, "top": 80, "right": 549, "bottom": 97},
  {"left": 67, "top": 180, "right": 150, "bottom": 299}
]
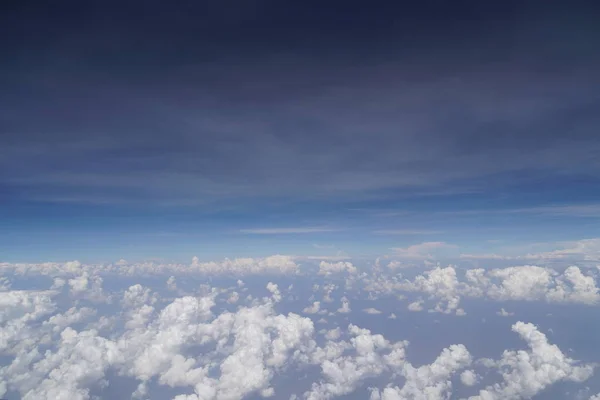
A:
[
  {"left": 372, "top": 229, "right": 443, "bottom": 235},
  {"left": 239, "top": 227, "right": 339, "bottom": 234},
  {"left": 369, "top": 203, "right": 600, "bottom": 218}
]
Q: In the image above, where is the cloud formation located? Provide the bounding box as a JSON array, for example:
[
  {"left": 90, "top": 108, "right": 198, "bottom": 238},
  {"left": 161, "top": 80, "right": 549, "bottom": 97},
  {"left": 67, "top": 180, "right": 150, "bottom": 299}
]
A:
[{"left": 1, "top": 254, "right": 599, "bottom": 399}]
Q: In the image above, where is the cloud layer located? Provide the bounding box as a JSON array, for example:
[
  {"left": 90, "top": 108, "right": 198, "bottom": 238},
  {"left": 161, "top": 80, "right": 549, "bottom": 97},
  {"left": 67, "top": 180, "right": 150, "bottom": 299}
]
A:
[{"left": 1, "top": 254, "right": 599, "bottom": 399}]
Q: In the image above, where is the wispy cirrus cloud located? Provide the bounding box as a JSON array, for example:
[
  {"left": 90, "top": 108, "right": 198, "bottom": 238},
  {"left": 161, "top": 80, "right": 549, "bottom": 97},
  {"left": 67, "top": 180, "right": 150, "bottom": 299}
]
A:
[
  {"left": 363, "top": 203, "right": 600, "bottom": 219},
  {"left": 373, "top": 229, "right": 443, "bottom": 235},
  {"left": 460, "top": 238, "right": 600, "bottom": 262},
  {"left": 390, "top": 241, "right": 459, "bottom": 259},
  {"left": 239, "top": 227, "right": 339, "bottom": 234}
]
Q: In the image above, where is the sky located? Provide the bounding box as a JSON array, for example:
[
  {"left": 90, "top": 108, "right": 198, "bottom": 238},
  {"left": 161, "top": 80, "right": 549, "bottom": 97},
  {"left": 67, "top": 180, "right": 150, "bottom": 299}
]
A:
[
  {"left": 2, "top": 0, "right": 600, "bottom": 262},
  {"left": 3, "top": 2, "right": 600, "bottom": 400}
]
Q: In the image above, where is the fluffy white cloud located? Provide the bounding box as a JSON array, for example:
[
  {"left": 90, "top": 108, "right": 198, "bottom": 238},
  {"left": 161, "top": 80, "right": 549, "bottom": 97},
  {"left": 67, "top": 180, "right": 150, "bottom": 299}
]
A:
[
  {"left": 305, "top": 324, "right": 409, "bottom": 400},
  {"left": 367, "top": 264, "right": 600, "bottom": 309},
  {"left": 321, "top": 284, "right": 337, "bottom": 303},
  {"left": 42, "top": 307, "right": 96, "bottom": 333},
  {"left": 318, "top": 261, "right": 357, "bottom": 276},
  {"left": 2, "top": 255, "right": 599, "bottom": 400},
  {"left": 304, "top": 301, "right": 321, "bottom": 314},
  {"left": 469, "top": 322, "right": 595, "bottom": 399},
  {"left": 227, "top": 291, "right": 240, "bottom": 304},
  {"left": 166, "top": 276, "right": 177, "bottom": 291},
  {"left": 0, "top": 290, "right": 57, "bottom": 353},
  {"left": 191, "top": 255, "right": 300, "bottom": 275},
  {"left": 408, "top": 300, "right": 424, "bottom": 312},
  {"left": 0, "top": 255, "right": 300, "bottom": 278},
  {"left": 1, "top": 289, "right": 316, "bottom": 400},
  {"left": 460, "top": 369, "right": 479, "bottom": 386},
  {"left": 324, "top": 328, "right": 342, "bottom": 340},
  {"left": 370, "top": 344, "right": 471, "bottom": 400},
  {"left": 337, "top": 297, "right": 351, "bottom": 314},
  {"left": 266, "top": 282, "right": 282, "bottom": 302},
  {"left": 68, "top": 273, "right": 107, "bottom": 302},
  {"left": 496, "top": 308, "right": 514, "bottom": 317}
]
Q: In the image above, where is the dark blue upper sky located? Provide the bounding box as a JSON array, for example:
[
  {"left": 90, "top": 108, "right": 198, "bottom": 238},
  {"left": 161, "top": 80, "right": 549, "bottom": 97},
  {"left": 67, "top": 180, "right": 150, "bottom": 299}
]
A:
[{"left": 1, "top": 0, "right": 600, "bottom": 262}]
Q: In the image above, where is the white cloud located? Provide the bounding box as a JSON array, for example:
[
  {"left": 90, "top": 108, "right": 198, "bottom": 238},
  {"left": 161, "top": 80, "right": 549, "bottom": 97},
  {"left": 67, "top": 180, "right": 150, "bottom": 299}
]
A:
[
  {"left": 321, "top": 284, "right": 337, "bottom": 303},
  {"left": 373, "top": 230, "right": 443, "bottom": 235},
  {"left": 318, "top": 261, "right": 357, "bottom": 276},
  {"left": 0, "top": 277, "right": 10, "bottom": 291},
  {"left": 306, "top": 255, "right": 352, "bottom": 261},
  {"left": 390, "top": 242, "right": 458, "bottom": 260},
  {"left": 469, "top": 322, "right": 595, "bottom": 399},
  {"left": 460, "top": 369, "right": 479, "bottom": 386},
  {"left": 324, "top": 328, "right": 341, "bottom": 340},
  {"left": 2, "top": 254, "right": 600, "bottom": 400},
  {"left": 497, "top": 308, "right": 514, "bottom": 317},
  {"left": 303, "top": 301, "right": 321, "bottom": 314},
  {"left": 461, "top": 238, "right": 600, "bottom": 263},
  {"left": 239, "top": 227, "right": 338, "bottom": 234},
  {"left": 227, "top": 291, "right": 240, "bottom": 304},
  {"left": 42, "top": 307, "right": 96, "bottom": 333},
  {"left": 166, "top": 276, "right": 177, "bottom": 291},
  {"left": 407, "top": 300, "right": 424, "bottom": 312},
  {"left": 0, "top": 289, "right": 57, "bottom": 353},
  {"left": 305, "top": 324, "right": 409, "bottom": 400},
  {"left": 266, "top": 282, "right": 282, "bottom": 302},
  {"left": 367, "top": 264, "right": 600, "bottom": 308},
  {"left": 337, "top": 297, "right": 351, "bottom": 314},
  {"left": 1, "top": 289, "right": 321, "bottom": 400},
  {"left": 191, "top": 255, "right": 300, "bottom": 275},
  {"left": 68, "top": 273, "right": 107, "bottom": 302},
  {"left": 0, "top": 255, "right": 301, "bottom": 277},
  {"left": 371, "top": 344, "right": 472, "bottom": 400}
]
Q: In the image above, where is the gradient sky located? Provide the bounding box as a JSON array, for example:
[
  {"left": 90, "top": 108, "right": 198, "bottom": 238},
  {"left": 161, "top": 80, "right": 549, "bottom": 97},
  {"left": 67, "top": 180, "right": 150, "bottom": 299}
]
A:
[{"left": 2, "top": 0, "right": 600, "bottom": 262}]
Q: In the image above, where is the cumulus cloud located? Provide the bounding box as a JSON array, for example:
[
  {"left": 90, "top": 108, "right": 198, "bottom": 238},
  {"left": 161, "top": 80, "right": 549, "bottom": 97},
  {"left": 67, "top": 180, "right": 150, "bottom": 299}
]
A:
[
  {"left": 1, "top": 288, "right": 317, "bottom": 400},
  {"left": 0, "top": 255, "right": 301, "bottom": 278},
  {"left": 497, "top": 308, "right": 514, "bottom": 317},
  {"left": 227, "top": 291, "right": 240, "bottom": 304},
  {"left": 460, "top": 369, "right": 479, "bottom": 386},
  {"left": 370, "top": 344, "right": 472, "bottom": 400},
  {"left": 321, "top": 284, "right": 337, "bottom": 303},
  {"left": 337, "top": 297, "right": 351, "bottom": 314},
  {"left": 166, "top": 276, "right": 177, "bottom": 291},
  {"left": 1, "top": 254, "right": 599, "bottom": 400},
  {"left": 266, "top": 282, "right": 282, "bottom": 302},
  {"left": 303, "top": 301, "right": 321, "bottom": 314},
  {"left": 469, "top": 322, "right": 595, "bottom": 399},
  {"left": 324, "top": 328, "right": 341, "bottom": 340},
  {"left": 191, "top": 255, "right": 300, "bottom": 275},
  {"left": 305, "top": 324, "right": 409, "bottom": 400},
  {"left": 318, "top": 261, "right": 357, "bottom": 276},
  {"left": 367, "top": 264, "right": 600, "bottom": 310},
  {"left": 408, "top": 300, "right": 424, "bottom": 312}
]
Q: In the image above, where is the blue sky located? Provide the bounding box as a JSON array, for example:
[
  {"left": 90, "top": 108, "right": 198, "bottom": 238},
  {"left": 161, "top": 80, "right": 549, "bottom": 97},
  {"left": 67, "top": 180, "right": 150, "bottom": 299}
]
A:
[{"left": 1, "top": 0, "right": 600, "bottom": 262}]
